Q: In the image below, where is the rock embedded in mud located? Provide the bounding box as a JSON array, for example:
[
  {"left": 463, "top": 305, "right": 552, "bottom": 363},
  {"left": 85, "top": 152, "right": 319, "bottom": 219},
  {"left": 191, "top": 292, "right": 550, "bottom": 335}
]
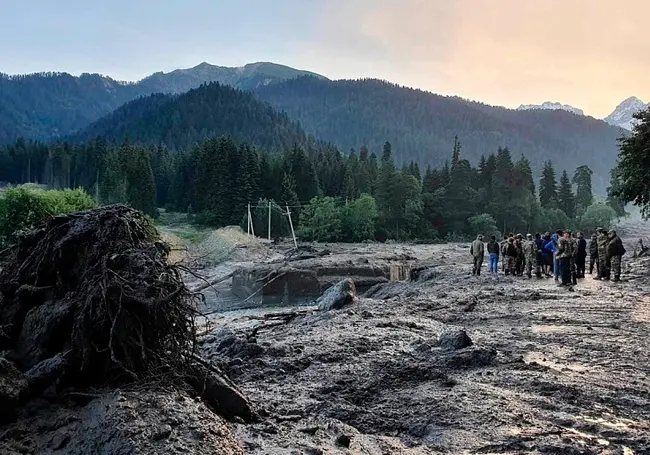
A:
[
  {"left": 437, "top": 328, "right": 473, "bottom": 351},
  {"left": 0, "top": 357, "right": 28, "bottom": 424},
  {"left": 317, "top": 278, "right": 357, "bottom": 312},
  {"left": 15, "top": 300, "right": 74, "bottom": 369}
]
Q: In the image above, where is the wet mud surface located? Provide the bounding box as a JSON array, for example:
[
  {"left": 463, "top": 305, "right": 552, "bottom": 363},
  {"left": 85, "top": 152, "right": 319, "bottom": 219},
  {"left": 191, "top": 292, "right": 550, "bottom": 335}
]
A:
[{"left": 203, "top": 242, "right": 650, "bottom": 454}]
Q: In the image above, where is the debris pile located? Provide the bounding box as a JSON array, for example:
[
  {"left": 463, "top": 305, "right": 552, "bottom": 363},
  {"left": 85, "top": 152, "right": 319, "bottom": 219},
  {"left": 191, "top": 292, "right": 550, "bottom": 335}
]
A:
[{"left": 0, "top": 205, "right": 254, "bottom": 426}]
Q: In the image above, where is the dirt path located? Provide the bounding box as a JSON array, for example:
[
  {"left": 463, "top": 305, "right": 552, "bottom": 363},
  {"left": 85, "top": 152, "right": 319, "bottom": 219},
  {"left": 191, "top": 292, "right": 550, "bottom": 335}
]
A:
[{"left": 203, "top": 243, "right": 650, "bottom": 454}]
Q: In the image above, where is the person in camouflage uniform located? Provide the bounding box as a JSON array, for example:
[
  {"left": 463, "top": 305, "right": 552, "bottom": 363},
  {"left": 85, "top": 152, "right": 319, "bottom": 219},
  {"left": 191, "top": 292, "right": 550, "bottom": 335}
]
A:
[
  {"left": 515, "top": 234, "right": 524, "bottom": 276},
  {"left": 595, "top": 228, "right": 610, "bottom": 280},
  {"left": 588, "top": 232, "right": 599, "bottom": 275},
  {"left": 557, "top": 230, "right": 573, "bottom": 286},
  {"left": 607, "top": 230, "right": 625, "bottom": 282},
  {"left": 505, "top": 236, "right": 518, "bottom": 276},
  {"left": 523, "top": 234, "right": 539, "bottom": 278},
  {"left": 501, "top": 235, "right": 512, "bottom": 273},
  {"left": 569, "top": 231, "right": 578, "bottom": 285}
]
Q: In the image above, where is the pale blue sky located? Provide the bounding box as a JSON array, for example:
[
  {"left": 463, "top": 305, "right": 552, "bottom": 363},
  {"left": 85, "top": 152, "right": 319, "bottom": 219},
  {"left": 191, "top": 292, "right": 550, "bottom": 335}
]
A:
[{"left": 2, "top": 0, "right": 648, "bottom": 117}]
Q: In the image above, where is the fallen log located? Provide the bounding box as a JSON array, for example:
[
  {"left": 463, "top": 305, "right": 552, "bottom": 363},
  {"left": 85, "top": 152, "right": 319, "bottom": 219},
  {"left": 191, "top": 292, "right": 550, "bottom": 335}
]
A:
[
  {"left": 186, "top": 361, "right": 256, "bottom": 422},
  {"left": 190, "top": 271, "right": 234, "bottom": 293}
]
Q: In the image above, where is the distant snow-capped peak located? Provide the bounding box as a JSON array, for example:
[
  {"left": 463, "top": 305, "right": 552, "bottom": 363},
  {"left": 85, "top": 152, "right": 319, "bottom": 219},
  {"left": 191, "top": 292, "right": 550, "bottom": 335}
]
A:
[
  {"left": 604, "top": 96, "right": 648, "bottom": 131},
  {"left": 517, "top": 101, "right": 585, "bottom": 116}
]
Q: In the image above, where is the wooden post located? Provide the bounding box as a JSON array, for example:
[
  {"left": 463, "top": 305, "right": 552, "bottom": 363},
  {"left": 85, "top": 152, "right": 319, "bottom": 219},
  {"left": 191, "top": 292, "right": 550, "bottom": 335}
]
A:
[
  {"left": 247, "top": 203, "right": 251, "bottom": 236},
  {"left": 267, "top": 200, "right": 271, "bottom": 241},
  {"left": 286, "top": 205, "right": 297, "bottom": 249}
]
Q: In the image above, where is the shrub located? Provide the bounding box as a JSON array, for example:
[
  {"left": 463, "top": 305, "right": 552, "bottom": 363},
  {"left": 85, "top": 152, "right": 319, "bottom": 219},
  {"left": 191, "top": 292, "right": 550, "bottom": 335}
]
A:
[
  {"left": 0, "top": 187, "right": 97, "bottom": 244},
  {"left": 580, "top": 202, "right": 618, "bottom": 232},
  {"left": 298, "top": 196, "right": 343, "bottom": 242}
]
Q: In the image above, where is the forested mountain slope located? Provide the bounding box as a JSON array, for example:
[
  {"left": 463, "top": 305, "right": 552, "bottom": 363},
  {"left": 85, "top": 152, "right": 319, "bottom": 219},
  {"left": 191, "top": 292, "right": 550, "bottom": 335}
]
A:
[
  {"left": 255, "top": 77, "right": 625, "bottom": 191},
  {"left": 73, "top": 82, "right": 316, "bottom": 152},
  {"left": 0, "top": 62, "right": 324, "bottom": 143}
]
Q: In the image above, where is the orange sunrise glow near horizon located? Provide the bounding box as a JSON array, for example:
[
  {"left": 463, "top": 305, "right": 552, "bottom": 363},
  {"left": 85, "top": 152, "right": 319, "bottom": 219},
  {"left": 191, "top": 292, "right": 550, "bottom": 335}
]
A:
[{"left": 301, "top": 0, "right": 649, "bottom": 118}]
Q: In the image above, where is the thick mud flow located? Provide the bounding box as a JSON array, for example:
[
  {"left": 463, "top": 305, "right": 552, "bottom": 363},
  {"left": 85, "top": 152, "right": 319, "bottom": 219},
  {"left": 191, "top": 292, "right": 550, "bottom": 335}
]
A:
[{"left": 203, "top": 242, "right": 650, "bottom": 454}]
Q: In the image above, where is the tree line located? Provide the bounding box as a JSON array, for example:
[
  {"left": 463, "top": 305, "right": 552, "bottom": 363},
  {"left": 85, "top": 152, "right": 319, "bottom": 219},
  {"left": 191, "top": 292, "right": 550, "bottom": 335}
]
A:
[{"left": 0, "top": 134, "right": 626, "bottom": 242}]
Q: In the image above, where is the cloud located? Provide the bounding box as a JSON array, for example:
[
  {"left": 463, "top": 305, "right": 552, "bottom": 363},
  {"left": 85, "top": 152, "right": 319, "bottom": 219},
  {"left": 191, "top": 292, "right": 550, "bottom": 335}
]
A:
[{"left": 314, "top": 0, "right": 650, "bottom": 116}]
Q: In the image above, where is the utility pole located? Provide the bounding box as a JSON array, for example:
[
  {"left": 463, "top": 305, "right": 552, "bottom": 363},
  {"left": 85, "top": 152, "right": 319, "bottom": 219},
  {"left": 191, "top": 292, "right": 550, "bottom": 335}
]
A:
[
  {"left": 268, "top": 200, "right": 271, "bottom": 241},
  {"left": 286, "top": 205, "right": 297, "bottom": 249},
  {"left": 250, "top": 204, "right": 255, "bottom": 237},
  {"left": 247, "top": 203, "right": 251, "bottom": 236}
]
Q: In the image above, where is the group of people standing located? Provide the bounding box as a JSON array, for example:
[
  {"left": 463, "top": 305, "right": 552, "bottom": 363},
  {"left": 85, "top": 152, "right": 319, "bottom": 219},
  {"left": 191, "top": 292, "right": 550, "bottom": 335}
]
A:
[{"left": 470, "top": 228, "right": 626, "bottom": 286}]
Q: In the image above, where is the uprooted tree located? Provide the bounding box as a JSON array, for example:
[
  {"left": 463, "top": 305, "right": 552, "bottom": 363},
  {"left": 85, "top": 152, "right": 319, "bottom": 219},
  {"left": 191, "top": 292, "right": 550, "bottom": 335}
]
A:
[{"left": 0, "top": 205, "right": 254, "bottom": 423}]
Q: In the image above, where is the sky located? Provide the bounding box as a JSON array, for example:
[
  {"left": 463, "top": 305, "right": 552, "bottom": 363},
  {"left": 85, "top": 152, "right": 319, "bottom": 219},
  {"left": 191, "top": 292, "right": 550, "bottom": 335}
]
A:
[{"left": 1, "top": 0, "right": 648, "bottom": 118}]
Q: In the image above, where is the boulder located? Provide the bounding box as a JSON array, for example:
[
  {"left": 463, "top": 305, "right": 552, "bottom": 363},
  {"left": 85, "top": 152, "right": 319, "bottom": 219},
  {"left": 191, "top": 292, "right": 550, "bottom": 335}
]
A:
[
  {"left": 26, "top": 353, "right": 68, "bottom": 396},
  {"left": 0, "top": 357, "right": 28, "bottom": 424},
  {"left": 437, "top": 328, "right": 473, "bottom": 351},
  {"left": 317, "top": 279, "right": 357, "bottom": 312},
  {"left": 15, "top": 300, "right": 74, "bottom": 369}
]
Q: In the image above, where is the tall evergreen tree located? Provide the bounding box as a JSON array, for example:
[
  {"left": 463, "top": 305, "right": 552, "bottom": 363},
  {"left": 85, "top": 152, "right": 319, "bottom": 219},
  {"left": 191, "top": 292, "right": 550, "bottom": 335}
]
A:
[
  {"left": 376, "top": 144, "right": 397, "bottom": 231},
  {"left": 572, "top": 165, "right": 594, "bottom": 217},
  {"left": 516, "top": 156, "right": 535, "bottom": 195},
  {"left": 279, "top": 172, "right": 299, "bottom": 208},
  {"left": 124, "top": 145, "right": 157, "bottom": 216},
  {"left": 606, "top": 166, "right": 627, "bottom": 217},
  {"left": 286, "top": 145, "right": 319, "bottom": 203},
  {"left": 557, "top": 170, "right": 576, "bottom": 219},
  {"left": 451, "top": 136, "right": 461, "bottom": 169},
  {"left": 539, "top": 161, "right": 559, "bottom": 208},
  {"left": 422, "top": 165, "right": 435, "bottom": 194}
]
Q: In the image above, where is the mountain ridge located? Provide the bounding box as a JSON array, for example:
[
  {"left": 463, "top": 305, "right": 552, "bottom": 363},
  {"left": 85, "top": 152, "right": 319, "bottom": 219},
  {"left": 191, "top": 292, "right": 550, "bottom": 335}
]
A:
[
  {"left": 604, "top": 96, "right": 648, "bottom": 131},
  {"left": 72, "top": 81, "right": 317, "bottom": 153},
  {"left": 517, "top": 101, "right": 585, "bottom": 116},
  {"left": 0, "top": 62, "right": 326, "bottom": 143}
]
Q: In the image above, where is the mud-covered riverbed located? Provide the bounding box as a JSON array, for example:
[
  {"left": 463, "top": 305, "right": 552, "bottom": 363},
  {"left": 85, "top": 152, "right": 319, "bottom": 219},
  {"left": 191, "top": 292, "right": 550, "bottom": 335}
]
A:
[{"left": 202, "top": 241, "right": 650, "bottom": 454}]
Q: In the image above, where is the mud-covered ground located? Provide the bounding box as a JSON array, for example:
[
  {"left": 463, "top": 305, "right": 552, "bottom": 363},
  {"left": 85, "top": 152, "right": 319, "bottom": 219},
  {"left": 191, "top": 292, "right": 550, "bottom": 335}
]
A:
[{"left": 203, "top": 241, "right": 650, "bottom": 454}]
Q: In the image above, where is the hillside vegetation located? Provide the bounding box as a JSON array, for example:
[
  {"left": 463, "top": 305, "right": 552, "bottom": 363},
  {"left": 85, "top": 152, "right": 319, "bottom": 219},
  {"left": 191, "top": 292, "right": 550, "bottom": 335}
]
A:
[{"left": 256, "top": 77, "right": 625, "bottom": 192}]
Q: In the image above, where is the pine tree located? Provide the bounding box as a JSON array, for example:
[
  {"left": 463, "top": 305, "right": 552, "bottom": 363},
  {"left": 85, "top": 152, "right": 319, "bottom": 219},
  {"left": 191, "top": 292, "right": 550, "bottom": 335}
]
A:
[
  {"left": 382, "top": 141, "right": 392, "bottom": 162},
  {"left": 422, "top": 165, "right": 435, "bottom": 193},
  {"left": 258, "top": 152, "right": 275, "bottom": 200},
  {"left": 124, "top": 145, "right": 157, "bottom": 216},
  {"left": 539, "top": 161, "right": 559, "bottom": 208},
  {"left": 345, "top": 150, "right": 360, "bottom": 200},
  {"left": 376, "top": 143, "right": 396, "bottom": 212},
  {"left": 606, "top": 167, "right": 627, "bottom": 217},
  {"left": 572, "top": 165, "right": 593, "bottom": 217},
  {"left": 515, "top": 156, "right": 535, "bottom": 195},
  {"left": 286, "top": 145, "right": 319, "bottom": 202},
  {"left": 557, "top": 170, "right": 576, "bottom": 219},
  {"left": 410, "top": 161, "right": 421, "bottom": 182},
  {"left": 451, "top": 136, "right": 461, "bottom": 169},
  {"left": 279, "top": 172, "right": 299, "bottom": 208},
  {"left": 342, "top": 166, "right": 357, "bottom": 201},
  {"left": 489, "top": 147, "right": 516, "bottom": 232}
]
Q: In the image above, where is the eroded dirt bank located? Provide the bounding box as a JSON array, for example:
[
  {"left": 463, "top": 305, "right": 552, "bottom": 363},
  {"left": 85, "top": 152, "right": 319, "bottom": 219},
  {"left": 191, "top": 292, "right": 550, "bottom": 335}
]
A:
[{"left": 204, "top": 242, "right": 650, "bottom": 454}]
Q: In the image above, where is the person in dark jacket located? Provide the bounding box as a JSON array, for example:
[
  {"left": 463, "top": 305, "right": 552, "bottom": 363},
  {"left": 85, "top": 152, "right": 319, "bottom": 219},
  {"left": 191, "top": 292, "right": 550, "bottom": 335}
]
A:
[
  {"left": 541, "top": 233, "right": 553, "bottom": 277},
  {"left": 487, "top": 235, "right": 500, "bottom": 274},
  {"left": 596, "top": 228, "right": 610, "bottom": 280},
  {"left": 576, "top": 232, "right": 587, "bottom": 278},
  {"left": 589, "top": 232, "right": 599, "bottom": 274},
  {"left": 607, "top": 230, "right": 625, "bottom": 282}
]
